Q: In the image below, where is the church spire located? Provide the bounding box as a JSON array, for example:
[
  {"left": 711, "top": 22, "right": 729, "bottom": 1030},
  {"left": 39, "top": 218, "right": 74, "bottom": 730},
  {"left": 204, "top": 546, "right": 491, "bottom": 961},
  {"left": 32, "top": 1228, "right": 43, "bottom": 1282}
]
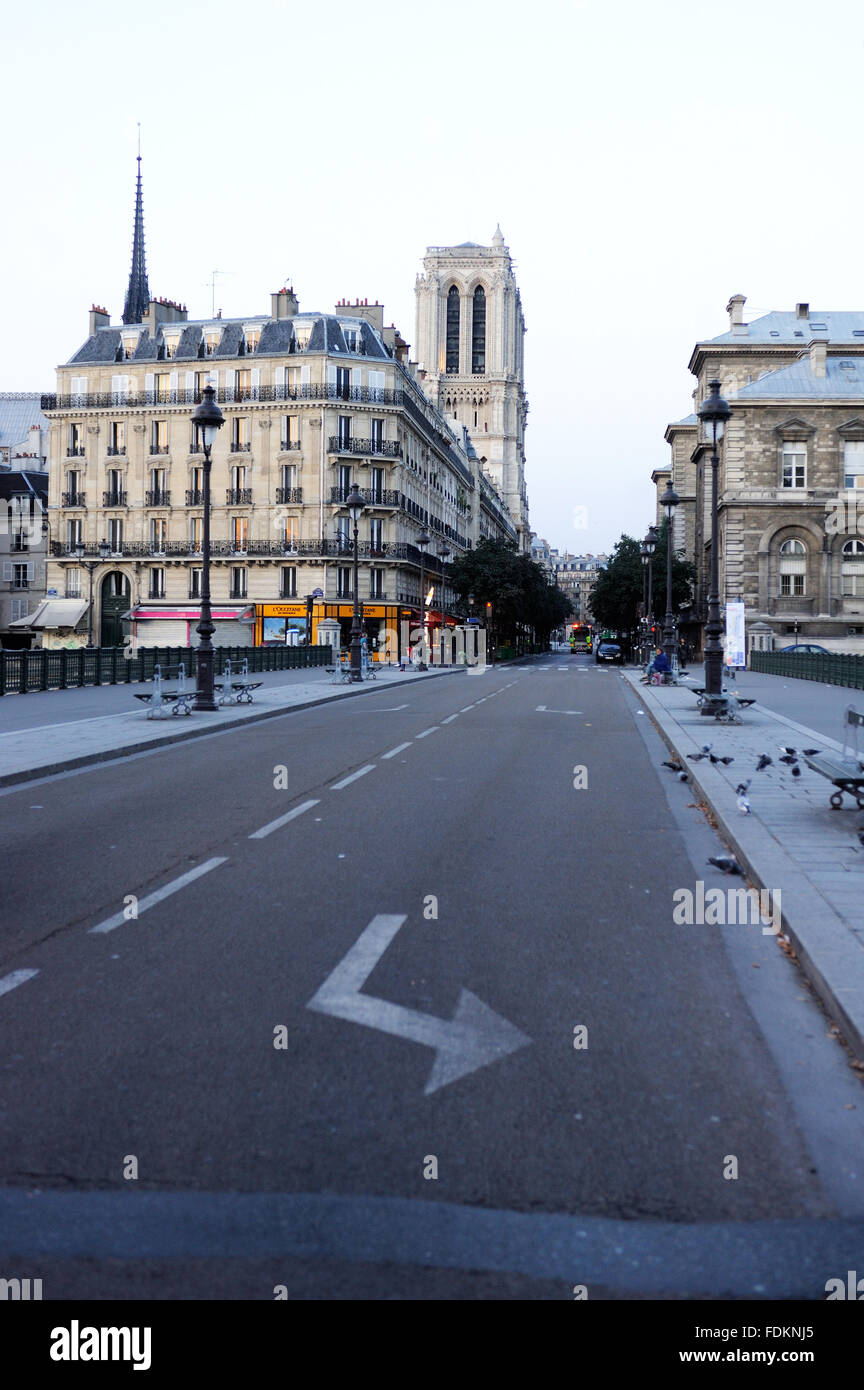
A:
[{"left": 122, "top": 150, "right": 150, "bottom": 325}]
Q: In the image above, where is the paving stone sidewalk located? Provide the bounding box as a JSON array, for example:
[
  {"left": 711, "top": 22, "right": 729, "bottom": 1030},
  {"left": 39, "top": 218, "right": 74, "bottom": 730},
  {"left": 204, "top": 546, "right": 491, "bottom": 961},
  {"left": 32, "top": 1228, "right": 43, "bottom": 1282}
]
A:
[
  {"left": 622, "top": 670, "right": 864, "bottom": 1060},
  {"left": 0, "top": 664, "right": 465, "bottom": 788}
]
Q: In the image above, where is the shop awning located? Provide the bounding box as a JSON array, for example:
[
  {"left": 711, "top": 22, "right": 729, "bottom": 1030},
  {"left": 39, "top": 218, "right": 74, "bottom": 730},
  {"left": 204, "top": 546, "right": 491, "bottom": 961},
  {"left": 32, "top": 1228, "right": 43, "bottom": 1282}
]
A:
[
  {"left": 9, "top": 598, "right": 88, "bottom": 629},
  {"left": 129, "top": 605, "right": 255, "bottom": 623}
]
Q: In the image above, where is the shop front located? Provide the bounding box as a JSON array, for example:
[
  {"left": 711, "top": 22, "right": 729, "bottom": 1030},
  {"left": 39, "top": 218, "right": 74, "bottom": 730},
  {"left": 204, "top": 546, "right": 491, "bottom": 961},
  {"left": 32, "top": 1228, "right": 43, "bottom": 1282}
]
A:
[
  {"left": 128, "top": 604, "right": 255, "bottom": 648},
  {"left": 255, "top": 602, "right": 415, "bottom": 662}
]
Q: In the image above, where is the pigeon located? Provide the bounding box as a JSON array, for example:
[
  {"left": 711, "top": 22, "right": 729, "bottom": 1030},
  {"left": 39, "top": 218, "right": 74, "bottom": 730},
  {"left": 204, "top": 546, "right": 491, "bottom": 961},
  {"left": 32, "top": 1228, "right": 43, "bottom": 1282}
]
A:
[
  {"left": 802, "top": 749, "right": 820, "bottom": 757},
  {"left": 677, "top": 771, "right": 689, "bottom": 783},
  {"left": 756, "top": 754, "right": 772, "bottom": 771},
  {"left": 687, "top": 752, "right": 706, "bottom": 762},
  {"left": 779, "top": 746, "right": 798, "bottom": 757},
  {"left": 709, "top": 753, "right": 735, "bottom": 766},
  {"left": 859, "top": 827, "right": 864, "bottom": 848},
  {"left": 708, "top": 855, "right": 744, "bottom": 875},
  {"left": 735, "top": 781, "right": 752, "bottom": 815},
  {"left": 662, "top": 760, "right": 684, "bottom": 773},
  {"left": 778, "top": 754, "right": 798, "bottom": 767}
]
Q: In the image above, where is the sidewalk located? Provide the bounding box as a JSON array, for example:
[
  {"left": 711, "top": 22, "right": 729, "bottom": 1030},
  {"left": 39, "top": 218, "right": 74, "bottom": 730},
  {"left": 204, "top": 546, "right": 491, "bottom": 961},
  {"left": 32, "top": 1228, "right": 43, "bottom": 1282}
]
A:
[
  {"left": 0, "top": 664, "right": 465, "bottom": 788},
  {"left": 623, "top": 670, "right": 864, "bottom": 1060}
]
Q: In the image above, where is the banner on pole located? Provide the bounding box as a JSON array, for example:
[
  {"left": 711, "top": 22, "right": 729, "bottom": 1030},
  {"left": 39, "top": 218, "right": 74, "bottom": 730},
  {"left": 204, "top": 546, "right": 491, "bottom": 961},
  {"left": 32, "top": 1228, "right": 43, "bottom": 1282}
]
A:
[{"left": 725, "top": 601, "right": 746, "bottom": 668}]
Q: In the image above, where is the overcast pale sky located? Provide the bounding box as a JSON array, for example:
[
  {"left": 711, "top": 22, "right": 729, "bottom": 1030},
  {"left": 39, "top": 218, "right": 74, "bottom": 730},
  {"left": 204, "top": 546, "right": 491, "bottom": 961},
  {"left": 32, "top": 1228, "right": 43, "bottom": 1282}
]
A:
[{"left": 2, "top": 0, "right": 861, "bottom": 554}]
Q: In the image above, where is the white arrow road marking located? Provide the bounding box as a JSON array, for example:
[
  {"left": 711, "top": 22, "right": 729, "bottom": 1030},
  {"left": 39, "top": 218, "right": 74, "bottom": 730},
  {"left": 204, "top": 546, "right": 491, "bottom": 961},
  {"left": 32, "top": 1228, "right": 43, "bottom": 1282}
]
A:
[
  {"left": 0, "top": 969, "right": 38, "bottom": 999},
  {"left": 362, "top": 704, "right": 409, "bottom": 712},
  {"left": 535, "top": 706, "right": 583, "bottom": 715},
  {"left": 307, "top": 914, "right": 530, "bottom": 1095}
]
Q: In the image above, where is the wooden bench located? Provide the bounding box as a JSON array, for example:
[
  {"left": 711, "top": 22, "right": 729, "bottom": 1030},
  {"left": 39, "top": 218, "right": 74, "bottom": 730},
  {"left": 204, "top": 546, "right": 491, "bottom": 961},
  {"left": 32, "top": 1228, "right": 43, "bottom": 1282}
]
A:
[{"left": 803, "top": 706, "right": 864, "bottom": 809}]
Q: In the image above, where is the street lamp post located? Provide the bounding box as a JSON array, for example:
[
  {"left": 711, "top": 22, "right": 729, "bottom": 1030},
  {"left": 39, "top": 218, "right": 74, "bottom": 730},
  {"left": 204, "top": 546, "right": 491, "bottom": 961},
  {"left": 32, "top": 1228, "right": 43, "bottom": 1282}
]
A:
[
  {"left": 190, "top": 385, "right": 224, "bottom": 710},
  {"left": 659, "top": 479, "right": 681, "bottom": 671},
  {"left": 346, "top": 483, "right": 366, "bottom": 681},
  {"left": 437, "top": 544, "right": 450, "bottom": 664},
  {"left": 416, "top": 529, "right": 430, "bottom": 670},
  {"left": 697, "top": 379, "right": 732, "bottom": 707},
  {"left": 74, "top": 538, "right": 110, "bottom": 647},
  {"left": 641, "top": 525, "right": 657, "bottom": 666}
]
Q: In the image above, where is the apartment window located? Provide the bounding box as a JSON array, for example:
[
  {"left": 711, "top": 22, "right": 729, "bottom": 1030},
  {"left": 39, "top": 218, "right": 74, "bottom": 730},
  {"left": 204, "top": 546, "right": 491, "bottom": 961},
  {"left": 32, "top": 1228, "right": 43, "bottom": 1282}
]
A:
[
  {"left": 163, "top": 336, "right": 180, "bottom": 360},
  {"left": 66, "top": 518, "right": 83, "bottom": 550},
  {"left": 109, "top": 421, "right": 126, "bottom": 454},
  {"left": 11, "top": 522, "right": 29, "bottom": 552},
  {"left": 338, "top": 415, "right": 352, "bottom": 448},
  {"left": 280, "top": 567, "right": 297, "bottom": 598},
  {"left": 779, "top": 538, "right": 806, "bottom": 596},
  {"left": 446, "top": 286, "right": 460, "bottom": 373},
  {"left": 338, "top": 465, "right": 352, "bottom": 497},
  {"left": 281, "top": 415, "right": 299, "bottom": 448},
  {"left": 66, "top": 469, "right": 82, "bottom": 503},
  {"left": 149, "top": 468, "right": 166, "bottom": 504},
  {"left": 189, "top": 567, "right": 202, "bottom": 598},
  {"left": 108, "top": 518, "right": 124, "bottom": 553},
  {"left": 281, "top": 463, "right": 297, "bottom": 494},
  {"left": 844, "top": 441, "right": 864, "bottom": 489},
  {"left": 230, "top": 464, "right": 247, "bottom": 492},
  {"left": 337, "top": 566, "right": 352, "bottom": 598},
  {"left": 231, "top": 516, "right": 248, "bottom": 553},
  {"left": 9, "top": 561, "right": 32, "bottom": 589},
  {"left": 286, "top": 366, "right": 302, "bottom": 395},
  {"left": 151, "top": 420, "right": 168, "bottom": 454},
  {"left": 65, "top": 568, "right": 81, "bottom": 598},
  {"left": 370, "top": 518, "right": 383, "bottom": 552},
  {"left": 190, "top": 422, "right": 204, "bottom": 454},
  {"left": 232, "top": 417, "right": 250, "bottom": 451},
  {"left": 244, "top": 328, "right": 260, "bottom": 353},
  {"left": 369, "top": 570, "right": 383, "bottom": 599},
  {"left": 336, "top": 516, "right": 351, "bottom": 553},
  {"left": 294, "top": 324, "right": 311, "bottom": 351},
  {"left": 204, "top": 331, "right": 220, "bottom": 357},
  {"left": 153, "top": 372, "right": 170, "bottom": 403},
  {"left": 781, "top": 441, "right": 806, "bottom": 488},
  {"left": 122, "top": 335, "right": 137, "bottom": 359},
  {"left": 370, "top": 417, "right": 384, "bottom": 449},
  {"left": 188, "top": 467, "right": 203, "bottom": 504},
  {"left": 149, "top": 567, "right": 165, "bottom": 598},
  {"left": 150, "top": 518, "right": 167, "bottom": 553},
  {"left": 230, "top": 567, "right": 247, "bottom": 598},
  {"left": 842, "top": 539, "right": 864, "bottom": 595},
  {"left": 371, "top": 467, "right": 384, "bottom": 501},
  {"left": 334, "top": 367, "right": 351, "bottom": 401},
  {"left": 68, "top": 423, "right": 85, "bottom": 457},
  {"left": 189, "top": 517, "right": 203, "bottom": 553},
  {"left": 278, "top": 516, "right": 298, "bottom": 549},
  {"left": 106, "top": 468, "right": 124, "bottom": 505},
  {"left": 10, "top": 598, "right": 29, "bottom": 622},
  {"left": 472, "top": 285, "right": 486, "bottom": 373}
]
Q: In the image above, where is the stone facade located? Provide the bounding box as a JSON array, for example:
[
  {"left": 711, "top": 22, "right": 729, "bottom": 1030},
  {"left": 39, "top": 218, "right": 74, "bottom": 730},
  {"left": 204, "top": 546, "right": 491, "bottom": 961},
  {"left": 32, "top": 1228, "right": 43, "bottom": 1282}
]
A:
[{"left": 414, "top": 229, "right": 530, "bottom": 548}]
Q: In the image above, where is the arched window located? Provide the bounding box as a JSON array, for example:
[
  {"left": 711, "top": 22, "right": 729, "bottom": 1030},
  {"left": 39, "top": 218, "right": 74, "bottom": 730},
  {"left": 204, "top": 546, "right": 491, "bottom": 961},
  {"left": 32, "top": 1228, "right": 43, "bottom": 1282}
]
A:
[
  {"left": 472, "top": 286, "right": 486, "bottom": 374},
  {"left": 779, "top": 538, "right": 806, "bottom": 597},
  {"left": 842, "top": 539, "right": 864, "bottom": 595},
  {"left": 446, "top": 287, "right": 460, "bottom": 374}
]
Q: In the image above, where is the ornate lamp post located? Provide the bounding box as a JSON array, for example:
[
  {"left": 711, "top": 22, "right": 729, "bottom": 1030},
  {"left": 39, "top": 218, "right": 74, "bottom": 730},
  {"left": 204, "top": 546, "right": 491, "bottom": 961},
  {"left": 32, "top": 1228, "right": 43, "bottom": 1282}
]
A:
[
  {"left": 641, "top": 525, "right": 657, "bottom": 665},
  {"left": 190, "top": 385, "right": 224, "bottom": 710},
  {"left": 74, "top": 538, "right": 110, "bottom": 648},
  {"left": 416, "top": 529, "right": 430, "bottom": 670},
  {"left": 346, "top": 482, "right": 366, "bottom": 682},
  {"left": 697, "top": 379, "right": 732, "bottom": 707},
  {"left": 436, "top": 544, "right": 450, "bottom": 663},
  {"left": 659, "top": 479, "right": 680, "bottom": 671}
]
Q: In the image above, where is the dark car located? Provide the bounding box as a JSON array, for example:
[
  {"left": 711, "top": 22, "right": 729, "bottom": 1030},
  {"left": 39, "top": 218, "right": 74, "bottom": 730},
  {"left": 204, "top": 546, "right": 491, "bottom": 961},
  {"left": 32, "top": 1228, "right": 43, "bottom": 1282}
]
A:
[
  {"left": 595, "top": 641, "right": 623, "bottom": 664},
  {"left": 777, "top": 643, "right": 832, "bottom": 655}
]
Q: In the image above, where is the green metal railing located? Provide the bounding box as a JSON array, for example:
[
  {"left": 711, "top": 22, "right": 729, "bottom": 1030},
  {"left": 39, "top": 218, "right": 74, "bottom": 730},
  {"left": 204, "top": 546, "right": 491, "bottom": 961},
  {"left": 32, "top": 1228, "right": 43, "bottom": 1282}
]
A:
[
  {"left": 750, "top": 650, "right": 864, "bottom": 689},
  {"left": 0, "top": 644, "right": 332, "bottom": 696}
]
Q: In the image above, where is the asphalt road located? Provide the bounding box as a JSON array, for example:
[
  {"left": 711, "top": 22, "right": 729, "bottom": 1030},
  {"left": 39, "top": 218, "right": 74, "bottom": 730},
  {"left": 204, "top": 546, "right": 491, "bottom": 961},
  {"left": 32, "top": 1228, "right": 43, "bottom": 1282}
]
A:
[{"left": 1, "top": 656, "right": 862, "bottom": 1299}]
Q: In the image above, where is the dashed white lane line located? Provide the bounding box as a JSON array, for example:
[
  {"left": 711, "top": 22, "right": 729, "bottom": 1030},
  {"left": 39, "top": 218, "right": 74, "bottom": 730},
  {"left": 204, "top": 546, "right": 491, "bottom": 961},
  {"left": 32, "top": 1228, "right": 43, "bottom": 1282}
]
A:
[
  {"left": 415, "top": 727, "right": 439, "bottom": 738},
  {"left": 249, "top": 798, "right": 320, "bottom": 840},
  {"left": 441, "top": 714, "right": 460, "bottom": 724},
  {"left": 89, "top": 857, "right": 229, "bottom": 935},
  {"left": 331, "top": 764, "right": 376, "bottom": 790},
  {"left": 460, "top": 705, "right": 475, "bottom": 712},
  {"left": 0, "top": 969, "right": 39, "bottom": 999},
  {"left": 382, "top": 742, "right": 413, "bottom": 759}
]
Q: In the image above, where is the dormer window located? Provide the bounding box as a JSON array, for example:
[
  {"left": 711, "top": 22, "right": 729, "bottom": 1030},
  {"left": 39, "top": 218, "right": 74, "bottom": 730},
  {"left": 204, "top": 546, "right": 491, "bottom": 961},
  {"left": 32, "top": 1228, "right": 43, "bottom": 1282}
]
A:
[
  {"left": 164, "top": 335, "right": 180, "bottom": 359},
  {"left": 294, "top": 322, "right": 312, "bottom": 351},
  {"left": 121, "top": 334, "right": 138, "bottom": 360},
  {"left": 204, "top": 331, "right": 220, "bottom": 357},
  {"left": 244, "top": 327, "right": 261, "bottom": 353},
  {"left": 342, "top": 326, "right": 358, "bottom": 352}
]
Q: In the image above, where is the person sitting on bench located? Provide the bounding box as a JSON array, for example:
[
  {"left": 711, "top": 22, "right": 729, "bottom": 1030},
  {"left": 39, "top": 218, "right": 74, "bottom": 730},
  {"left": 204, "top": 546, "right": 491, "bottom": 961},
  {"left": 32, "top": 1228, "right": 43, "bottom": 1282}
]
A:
[{"left": 650, "top": 648, "right": 671, "bottom": 679}]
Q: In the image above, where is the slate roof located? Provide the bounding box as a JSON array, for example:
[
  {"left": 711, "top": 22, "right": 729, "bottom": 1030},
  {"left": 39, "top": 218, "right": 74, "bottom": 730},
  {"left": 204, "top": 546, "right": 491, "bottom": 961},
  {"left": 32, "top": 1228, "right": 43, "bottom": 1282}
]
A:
[
  {"left": 735, "top": 357, "right": 864, "bottom": 400},
  {"left": 66, "top": 314, "right": 393, "bottom": 365},
  {"left": 0, "top": 395, "right": 50, "bottom": 449},
  {"left": 0, "top": 470, "right": 48, "bottom": 501},
  {"left": 709, "top": 311, "right": 864, "bottom": 346}
]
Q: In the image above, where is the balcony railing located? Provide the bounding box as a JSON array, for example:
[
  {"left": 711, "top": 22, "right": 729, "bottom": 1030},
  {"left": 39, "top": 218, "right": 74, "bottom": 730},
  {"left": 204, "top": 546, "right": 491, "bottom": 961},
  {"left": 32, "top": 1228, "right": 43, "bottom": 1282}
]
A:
[
  {"left": 103, "top": 491, "right": 127, "bottom": 507},
  {"left": 279, "top": 440, "right": 301, "bottom": 452},
  {"left": 106, "top": 446, "right": 126, "bottom": 456},
  {"left": 150, "top": 444, "right": 169, "bottom": 455},
  {"left": 275, "top": 487, "right": 303, "bottom": 504},
  {"left": 61, "top": 492, "right": 86, "bottom": 507},
  {"left": 330, "top": 486, "right": 399, "bottom": 506},
  {"left": 186, "top": 489, "right": 204, "bottom": 506},
  {"left": 66, "top": 446, "right": 85, "bottom": 458},
  {"left": 145, "top": 490, "right": 171, "bottom": 506},
  {"left": 43, "top": 384, "right": 403, "bottom": 411},
  {"left": 229, "top": 442, "right": 252, "bottom": 454},
  {"left": 327, "top": 437, "right": 401, "bottom": 457},
  {"left": 50, "top": 537, "right": 445, "bottom": 563},
  {"left": 226, "top": 488, "right": 253, "bottom": 505}
]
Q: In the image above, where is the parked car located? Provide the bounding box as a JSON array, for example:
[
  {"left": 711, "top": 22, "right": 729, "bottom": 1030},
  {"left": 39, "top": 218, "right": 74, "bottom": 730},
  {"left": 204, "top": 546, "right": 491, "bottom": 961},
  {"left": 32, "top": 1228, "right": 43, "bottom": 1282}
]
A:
[
  {"left": 777, "top": 643, "right": 832, "bottom": 655},
  {"left": 595, "top": 641, "right": 623, "bottom": 664}
]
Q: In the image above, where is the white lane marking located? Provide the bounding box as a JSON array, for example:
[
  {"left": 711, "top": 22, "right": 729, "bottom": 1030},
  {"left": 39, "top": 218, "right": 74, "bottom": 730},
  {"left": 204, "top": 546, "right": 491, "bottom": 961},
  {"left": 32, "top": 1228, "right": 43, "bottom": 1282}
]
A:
[
  {"left": 557, "top": 666, "right": 568, "bottom": 670},
  {"left": 363, "top": 704, "right": 409, "bottom": 712},
  {"left": 0, "top": 969, "right": 39, "bottom": 999},
  {"left": 307, "top": 914, "right": 530, "bottom": 1095},
  {"left": 249, "top": 798, "right": 320, "bottom": 840},
  {"left": 460, "top": 705, "right": 475, "bottom": 712},
  {"left": 441, "top": 714, "right": 460, "bottom": 724},
  {"left": 415, "top": 727, "right": 439, "bottom": 738},
  {"left": 382, "top": 742, "right": 412, "bottom": 759},
  {"left": 536, "top": 706, "right": 583, "bottom": 715},
  {"left": 89, "top": 857, "right": 228, "bottom": 935},
  {"left": 331, "top": 764, "right": 376, "bottom": 789}
]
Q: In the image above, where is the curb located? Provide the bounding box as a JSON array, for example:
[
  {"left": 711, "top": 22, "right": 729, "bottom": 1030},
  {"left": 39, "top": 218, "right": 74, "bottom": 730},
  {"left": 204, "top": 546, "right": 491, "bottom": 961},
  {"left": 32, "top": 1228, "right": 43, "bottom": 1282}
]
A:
[
  {"left": 0, "top": 667, "right": 466, "bottom": 790},
  {"left": 621, "top": 670, "right": 864, "bottom": 1062}
]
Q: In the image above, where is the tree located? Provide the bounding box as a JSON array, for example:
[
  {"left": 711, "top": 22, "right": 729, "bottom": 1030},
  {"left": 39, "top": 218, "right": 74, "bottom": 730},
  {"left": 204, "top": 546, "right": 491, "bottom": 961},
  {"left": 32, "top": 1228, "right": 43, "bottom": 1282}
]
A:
[
  {"left": 591, "top": 527, "right": 695, "bottom": 641},
  {"left": 448, "top": 538, "right": 571, "bottom": 648}
]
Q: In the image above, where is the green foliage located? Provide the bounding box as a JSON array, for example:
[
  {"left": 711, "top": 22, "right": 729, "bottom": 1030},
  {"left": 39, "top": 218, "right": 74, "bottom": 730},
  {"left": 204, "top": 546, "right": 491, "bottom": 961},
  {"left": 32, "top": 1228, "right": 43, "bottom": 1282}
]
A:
[
  {"left": 448, "top": 538, "right": 572, "bottom": 643},
  {"left": 591, "top": 522, "right": 695, "bottom": 635}
]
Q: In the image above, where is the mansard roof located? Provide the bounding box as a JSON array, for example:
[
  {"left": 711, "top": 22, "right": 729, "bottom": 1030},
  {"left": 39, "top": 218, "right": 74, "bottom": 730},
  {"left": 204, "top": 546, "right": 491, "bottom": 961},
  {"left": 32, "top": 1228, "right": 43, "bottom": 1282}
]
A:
[
  {"left": 735, "top": 356, "right": 864, "bottom": 400},
  {"left": 708, "top": 311, "right": 864, "bottom": 347},
  {"left": 66, "top": 313, "right": 393, "bottom": 366}
]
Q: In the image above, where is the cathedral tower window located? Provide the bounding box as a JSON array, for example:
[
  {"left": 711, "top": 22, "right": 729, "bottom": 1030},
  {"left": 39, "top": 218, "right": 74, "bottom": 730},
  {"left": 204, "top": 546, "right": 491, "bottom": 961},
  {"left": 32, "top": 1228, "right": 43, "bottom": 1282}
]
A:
[
  {"left": 446, "top": 286, "right": 460, "bottom": 373},
  {"left": 472, "top": 286, "right": 486, "bottom": 374}
]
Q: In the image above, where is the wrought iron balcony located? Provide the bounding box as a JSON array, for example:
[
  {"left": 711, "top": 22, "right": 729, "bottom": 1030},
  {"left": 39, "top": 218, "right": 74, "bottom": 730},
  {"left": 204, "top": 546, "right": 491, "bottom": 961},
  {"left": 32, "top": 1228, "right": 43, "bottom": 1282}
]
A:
[
  {"left": 226, "top": 488, "right": 253, "bottom": 505},
  {"left": 145, "top": 490, "right": 171, "bottom": 506},
  {"left": 275, "top": 488, "right": 303, "bottom": 504},
  {"left": 330, "top": 486, "right": 399, "bottom": 506},
  {"left": 66, "top": 446, "right": 86, "bottom": 458},
  {"left": 102, "top": 491, "right": 127, "bottom": 507},
  {"left": 229, "top": 442, "right": 252, "bottom": 453},
  {"left": 42, "top": 383, "right": 403, "bottom": 410},
  {"left": 106, "top": 446, "right": 126, "bottom": 456},
  {"left": 61, "top": 492, "right": 86, "bottom": 507},
  {"left": 49, "top": 536, "right": 436, "bottom": 563},
  {"left": 149, "top": 444, "right": 169, "bottom": 455},
  {"left": 186, "top": 489, "right": 204, "bottom": 506},
  {"left": 279, "top": 440, "right": 301, "bottom": 452},
  {"left": 327, "top": 437, "right": 401, "bottom": 457}
]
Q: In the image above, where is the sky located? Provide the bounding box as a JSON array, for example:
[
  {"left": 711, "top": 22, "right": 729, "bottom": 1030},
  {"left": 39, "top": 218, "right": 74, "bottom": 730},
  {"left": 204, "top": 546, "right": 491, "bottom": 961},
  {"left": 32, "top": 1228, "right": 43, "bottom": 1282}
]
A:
[{"left": 3, "top": 0, "right": 864, "bottom": 555}]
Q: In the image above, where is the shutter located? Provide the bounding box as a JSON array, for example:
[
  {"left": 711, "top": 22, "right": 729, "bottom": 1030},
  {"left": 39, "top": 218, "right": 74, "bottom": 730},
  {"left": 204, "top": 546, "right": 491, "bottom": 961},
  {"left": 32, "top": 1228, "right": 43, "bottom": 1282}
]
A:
[
  {"left": 145, "top": 372, "right": 155, "bottom": 397},
  {"left": 225, "top": 368, "right": 236, "bottom": 397},
  {"left": 185, "top": 371, "right": 195, "bottom": 393},
  {"left": 169, "top": 370, "right": 179, "bottom": 396},
  {"left": 274, "top": 365, "right": 285, "bottom": 392},
  {"left": 351, "top": 368, "right": 361, "bottom": 387},
  {"left": 327, "top": 365, "right": 337, "bottom": 385},
  {"left": 111, "top": 374, "right": 122, "bottom": 394},
  {"left": 251, "top": 368, "right": 260, "bottom": 395},
  {"left": 208, "top": 369, "right": 219, "bottom": 390},
  {"left": 2, "top": 562, "right": 12, "bottom": 580},
  {"left": 27, "top": 562, "right": 34, "bottom": 580},
  {"left": 301, "top": 366, "right": 310, "bottom": 386}
]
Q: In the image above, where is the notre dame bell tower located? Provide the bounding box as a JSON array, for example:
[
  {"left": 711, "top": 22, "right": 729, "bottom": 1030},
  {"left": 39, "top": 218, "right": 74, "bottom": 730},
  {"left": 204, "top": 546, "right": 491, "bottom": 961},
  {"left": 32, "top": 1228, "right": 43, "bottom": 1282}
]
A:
[{"left": 414, "top": 228, "right": 530, "bottom": 548}]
